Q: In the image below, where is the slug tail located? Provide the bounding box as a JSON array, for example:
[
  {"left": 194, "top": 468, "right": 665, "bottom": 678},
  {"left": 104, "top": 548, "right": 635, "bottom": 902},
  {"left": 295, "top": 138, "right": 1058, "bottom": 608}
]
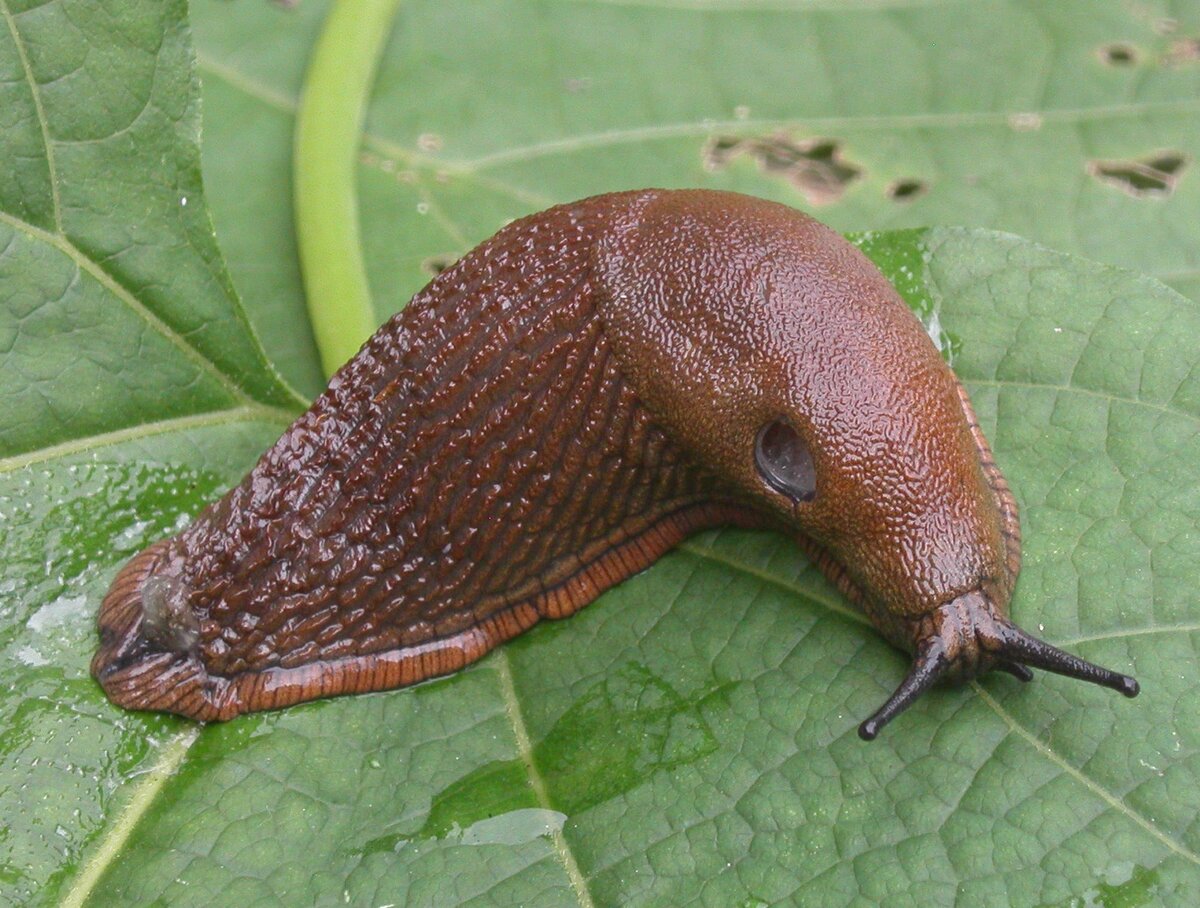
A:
[
  {"left": 91, "top": 540, "right": 239, "bottom": 721},
  {"left": 93, "top": 502, "right": 754, "bottom": 721}
]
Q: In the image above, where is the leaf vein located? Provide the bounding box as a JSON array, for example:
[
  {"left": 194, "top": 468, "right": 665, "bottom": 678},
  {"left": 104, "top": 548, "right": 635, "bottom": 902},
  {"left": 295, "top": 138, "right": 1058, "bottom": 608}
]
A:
[
  {"left": 494, "top": 653, "right": 596, "bottom": 908},
  {"left": 59, "top": 726, "right": 201, "bottom": 908},
  {"left": 678, "top": 540, "right": 870, "bottom": 627},
  {"left": 0, "top": 404, "right": 295, "bottom": 473},
  {"left": 1058, "top": 622, "right": 1200, "bottom": 647},
  {"left": 0, "top": 208, "right": 263, "bottom": 408},
  {"left": 966, "top": 376, "right": 1200, "bottom": 426},
  {"left": 458, "top": 100, "right": 1200, "bottom": 170},
  {"left": 196, "top": 52, "right": 555, "bottom": 211},
  {"left": 0, "top": 0, "right": 62, "bottom": 233},
  {"left": 974, "top": 684, "right": 1200, "bottom": 868}
]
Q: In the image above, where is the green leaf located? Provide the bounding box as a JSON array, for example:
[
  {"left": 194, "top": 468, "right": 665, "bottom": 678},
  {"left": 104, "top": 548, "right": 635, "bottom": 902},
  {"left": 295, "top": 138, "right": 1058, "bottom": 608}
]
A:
[
  {"left": 192, "top": 0, "right": 1200, "bottom": 373},
  {"left": 4, "top": 2, "right": 1200, "bottom": 907},
  {"left": 0, "top": 0, "right": 304, "bottom": 464},
  {"left": 0, "top": 0, "right": 302, "bottom": 900}
]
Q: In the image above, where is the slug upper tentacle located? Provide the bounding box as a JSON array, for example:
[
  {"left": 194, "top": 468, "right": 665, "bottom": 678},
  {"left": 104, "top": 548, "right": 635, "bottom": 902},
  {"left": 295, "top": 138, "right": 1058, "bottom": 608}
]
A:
[{"left": 92, "top": 189, "right": 1138, "bottom": 735}]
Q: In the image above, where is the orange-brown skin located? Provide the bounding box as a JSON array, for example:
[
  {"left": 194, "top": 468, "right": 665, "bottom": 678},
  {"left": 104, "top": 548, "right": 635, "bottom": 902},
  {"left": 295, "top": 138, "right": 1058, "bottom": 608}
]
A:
[{"left": 92, "top": 190, "right": 1137, "bottom": 736}]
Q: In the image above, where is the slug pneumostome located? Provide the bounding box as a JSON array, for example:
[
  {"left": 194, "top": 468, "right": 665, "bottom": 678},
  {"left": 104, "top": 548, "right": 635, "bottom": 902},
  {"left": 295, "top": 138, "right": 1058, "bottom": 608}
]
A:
[{"left": 93, "top": 189, "right": 1138, "bottom": 738}]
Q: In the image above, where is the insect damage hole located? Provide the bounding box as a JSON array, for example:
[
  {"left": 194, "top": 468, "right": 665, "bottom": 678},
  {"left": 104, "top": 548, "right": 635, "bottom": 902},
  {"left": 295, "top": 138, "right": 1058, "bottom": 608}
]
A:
[
  {"left": 703, "top": 133, "right": 863, "bottom": 206},
  {"left": 1097, "top": 42, "right": 1140, "bottom": 65},
  {"left": 885, "top": 179, "right": 928, "bottom": 202},
  {"left": 1087, "top": 150, "right": 1189, "bottom": 198},
  {"left": 422, "top": 253, "right": 461, "bottom": 276}
]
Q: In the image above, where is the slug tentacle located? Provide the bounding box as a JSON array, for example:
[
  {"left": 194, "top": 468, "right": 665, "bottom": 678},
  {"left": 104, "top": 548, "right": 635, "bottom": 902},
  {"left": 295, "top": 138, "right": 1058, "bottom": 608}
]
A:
[
  {"left": 92, "top": 188, "right": 1140, "bottom": 736},
  {"left": 994, "top": 624, "right": 1140, "bottom": 696},
  {"left": 995, "top": 661, "right": 1034, "bottom": 682},
  {"left": 859, "top": 638, "right": 948, "bottom": 741},
  {"left": 859, "top": 588, "right": 1139, "bottom": 738}
]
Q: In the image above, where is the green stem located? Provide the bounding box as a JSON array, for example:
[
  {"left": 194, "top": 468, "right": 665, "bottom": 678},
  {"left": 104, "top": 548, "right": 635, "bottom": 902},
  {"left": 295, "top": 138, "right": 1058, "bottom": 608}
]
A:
[{"left": 294, "top": 0, "right": 403, "bottom": 376}]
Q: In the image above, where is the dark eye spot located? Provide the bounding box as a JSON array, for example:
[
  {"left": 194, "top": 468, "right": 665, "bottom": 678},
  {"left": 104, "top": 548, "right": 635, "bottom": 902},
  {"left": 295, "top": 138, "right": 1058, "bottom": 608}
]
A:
[{"left": 755, "top": 421, "right": 816, "bottom": 502}]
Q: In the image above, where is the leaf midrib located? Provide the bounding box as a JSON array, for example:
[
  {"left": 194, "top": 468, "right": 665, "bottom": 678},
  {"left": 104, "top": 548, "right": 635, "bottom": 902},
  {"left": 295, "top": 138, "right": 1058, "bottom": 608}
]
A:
[
  {"left": 684, "top": 541, "right": 1198, "bottom": 650},
  {"left": 966, "top": 376, "right": 1200, "bottom": 427},
  {"left": 454, "top": 98, "right": 1200, "bottom": 170},
  {"left": 974, "top": 684, "right": 1200, "bottom": 868},
  {"left": 197, "top": 47, "right": 1200, "bottom": 170},
  {"left": 496, "top": 653, "right": 597, "bottom": 907},
  {"left": 58, "top": 727, "right": 201, "bottom": 908}
]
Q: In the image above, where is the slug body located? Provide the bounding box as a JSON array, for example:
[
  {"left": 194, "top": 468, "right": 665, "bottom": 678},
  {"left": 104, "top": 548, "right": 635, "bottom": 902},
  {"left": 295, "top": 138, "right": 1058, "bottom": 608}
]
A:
[{"left": 93, "top": 190, "right": 1137, "bottom": 736}]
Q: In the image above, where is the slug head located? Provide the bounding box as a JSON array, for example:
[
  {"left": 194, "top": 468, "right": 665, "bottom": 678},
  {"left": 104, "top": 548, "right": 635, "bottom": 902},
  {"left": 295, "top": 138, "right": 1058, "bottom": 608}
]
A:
[{"left": 597, "top": 189, "right": 1137, "bottom": 737}]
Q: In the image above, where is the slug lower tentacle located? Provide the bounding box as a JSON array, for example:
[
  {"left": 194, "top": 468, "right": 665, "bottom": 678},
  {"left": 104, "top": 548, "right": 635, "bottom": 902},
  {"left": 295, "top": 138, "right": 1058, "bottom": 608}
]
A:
[{"left": 92, "top": 189, "right": 1138, "bottom": 735}]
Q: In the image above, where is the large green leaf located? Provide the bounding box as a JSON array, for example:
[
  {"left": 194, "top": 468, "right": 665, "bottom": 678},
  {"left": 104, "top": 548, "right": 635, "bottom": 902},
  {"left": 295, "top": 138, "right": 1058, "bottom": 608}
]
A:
[{"left": 3, "top": 1, "right": 1199, "bottom": 906}]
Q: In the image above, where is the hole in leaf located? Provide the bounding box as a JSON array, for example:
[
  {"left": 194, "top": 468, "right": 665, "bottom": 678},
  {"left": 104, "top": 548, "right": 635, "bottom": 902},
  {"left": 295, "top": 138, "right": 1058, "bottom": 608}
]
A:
[
  {"left": 1098, "top": 42, "right": 1139, "bottom": 65},
  {"left": 422, "top": 254, "right": 459, "bottom": 276},
  {"left": 703, "top": 133, "right": 863, "bottom": 205},
  {"left": 885, "top": 178, "right": 928, "bottom": 202},
  {"left": 1087, "top": 150, "right": 1189, "bottom": 198}
]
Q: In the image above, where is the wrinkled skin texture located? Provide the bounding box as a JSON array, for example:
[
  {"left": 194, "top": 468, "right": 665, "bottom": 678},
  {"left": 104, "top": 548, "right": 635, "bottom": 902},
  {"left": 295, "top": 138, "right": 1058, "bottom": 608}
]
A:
[
  {"left": 93, "top": 189, "right": 1136, "bottom": 735},
  {"left": 598, "top": 193, "right": 1014, "bottom": 639}
]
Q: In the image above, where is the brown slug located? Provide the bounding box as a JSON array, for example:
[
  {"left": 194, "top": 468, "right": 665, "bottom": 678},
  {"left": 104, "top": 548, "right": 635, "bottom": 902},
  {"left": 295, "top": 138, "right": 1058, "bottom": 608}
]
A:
[{"left": 92, "top": 189, "right": 1139, "bottom": 738}]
